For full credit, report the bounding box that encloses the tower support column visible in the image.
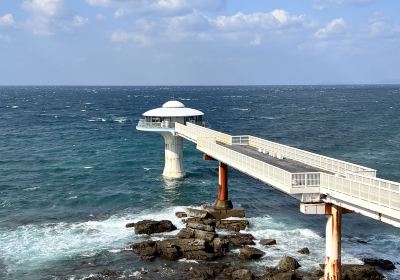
[214,162,233,210]
[162,133,184,179]
[324,204,342,280]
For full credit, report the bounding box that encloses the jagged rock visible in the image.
[260,239,277,246]
[134,220,177,235]
[130,240,158,260]
[186,208,211,218]
[183,217,216,226]
[239,246,265,260]
[212,237,229,254]
[177,228,216,241]
[194,229,217,242]
[177,228,195,239]
[187,263,227,280]
[259,267,302,280]
[216,220,249,232]
[232,269,253,280]
[225,233,255,247]
[363,258,396,270]
[278,256,301,271]
[125,222,135,228]
[342,264,385,280]
[100,269,119,277]
[187,221,215,232]
[297,247,310,255]
[175,211,187,218]
[156,238,217,261]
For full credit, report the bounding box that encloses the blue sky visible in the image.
[0,0,399,85]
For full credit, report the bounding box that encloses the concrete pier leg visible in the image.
[162,133,185,179]
[324,204,342,280]
[214,162,233,210]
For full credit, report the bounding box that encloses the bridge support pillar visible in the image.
[214,162,233,210]
[324,204,342,280]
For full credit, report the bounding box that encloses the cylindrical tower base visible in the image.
[162,133,185,179]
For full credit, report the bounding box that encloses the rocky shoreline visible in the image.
[85,207,396,280]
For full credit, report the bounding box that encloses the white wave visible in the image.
[85,103,93,105]
[11,105,18,109]
[67,196,78,200]
[231,108,249,111]
[113,117,128,123]
[23,186,40,191]
[83,166,93,169]
[87,118,106,122]
[0,206,188,274]
[81,109,86,112]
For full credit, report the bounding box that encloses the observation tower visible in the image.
[136,100,205,179]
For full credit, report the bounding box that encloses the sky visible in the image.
[0,0,399,85]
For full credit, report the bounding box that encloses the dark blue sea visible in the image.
[0,85,399,279]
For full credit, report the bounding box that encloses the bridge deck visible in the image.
[219,143,332,174]
[174,122,400,228]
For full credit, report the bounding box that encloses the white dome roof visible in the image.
[143,100,204,117]
[162,100,185,108]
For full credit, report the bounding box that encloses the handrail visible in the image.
[248,136,376,177]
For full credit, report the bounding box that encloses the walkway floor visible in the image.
[220,143,331,174]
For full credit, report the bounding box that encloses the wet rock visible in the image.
[216,220,249,232]
[225,233,255,247]
[232,268,253,280]
[239,246,265,260]
[187,263,227,280]
[178,228,216,242]
[186,208,211,219]
[194,229,217,242]
[342,264,384,280]
[177,228,195,239]
[125,222,135,228]
[187,221,215,232]
[134,220,177,235]
[212,237,229,254]
[130,240,158,260]
[297,247,310,255]
[260,239,277,246]
[175,211,187,218]
[259,267,302,280]
[362,258,396,270]
[156,238,217,261]
[278,256,301,271]
[183,217,216,226]
[100,269,119,277]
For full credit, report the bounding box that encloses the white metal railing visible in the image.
[232,135,250,145]
[321,173,400,212]
[292,173,321,188]
[248,136,376,177]
[137,119,174,129]
[176,123,232,145]
[197,137,320,193]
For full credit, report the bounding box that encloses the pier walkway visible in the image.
[175,122,400,228]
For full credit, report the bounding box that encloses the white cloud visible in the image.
[87,0,225,17]
[313,0,375,10]
[111,31,150,45]
[0,14,15,26]
[214,10,312,31]
[314,18,346,39]
[22,0,63,17]
[71,16,89,27]
[364,14,400,39]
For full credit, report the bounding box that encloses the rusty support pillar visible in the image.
[324,204,342,280]
[214,162,233,210]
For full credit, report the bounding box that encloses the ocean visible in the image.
[0,85,399,279]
